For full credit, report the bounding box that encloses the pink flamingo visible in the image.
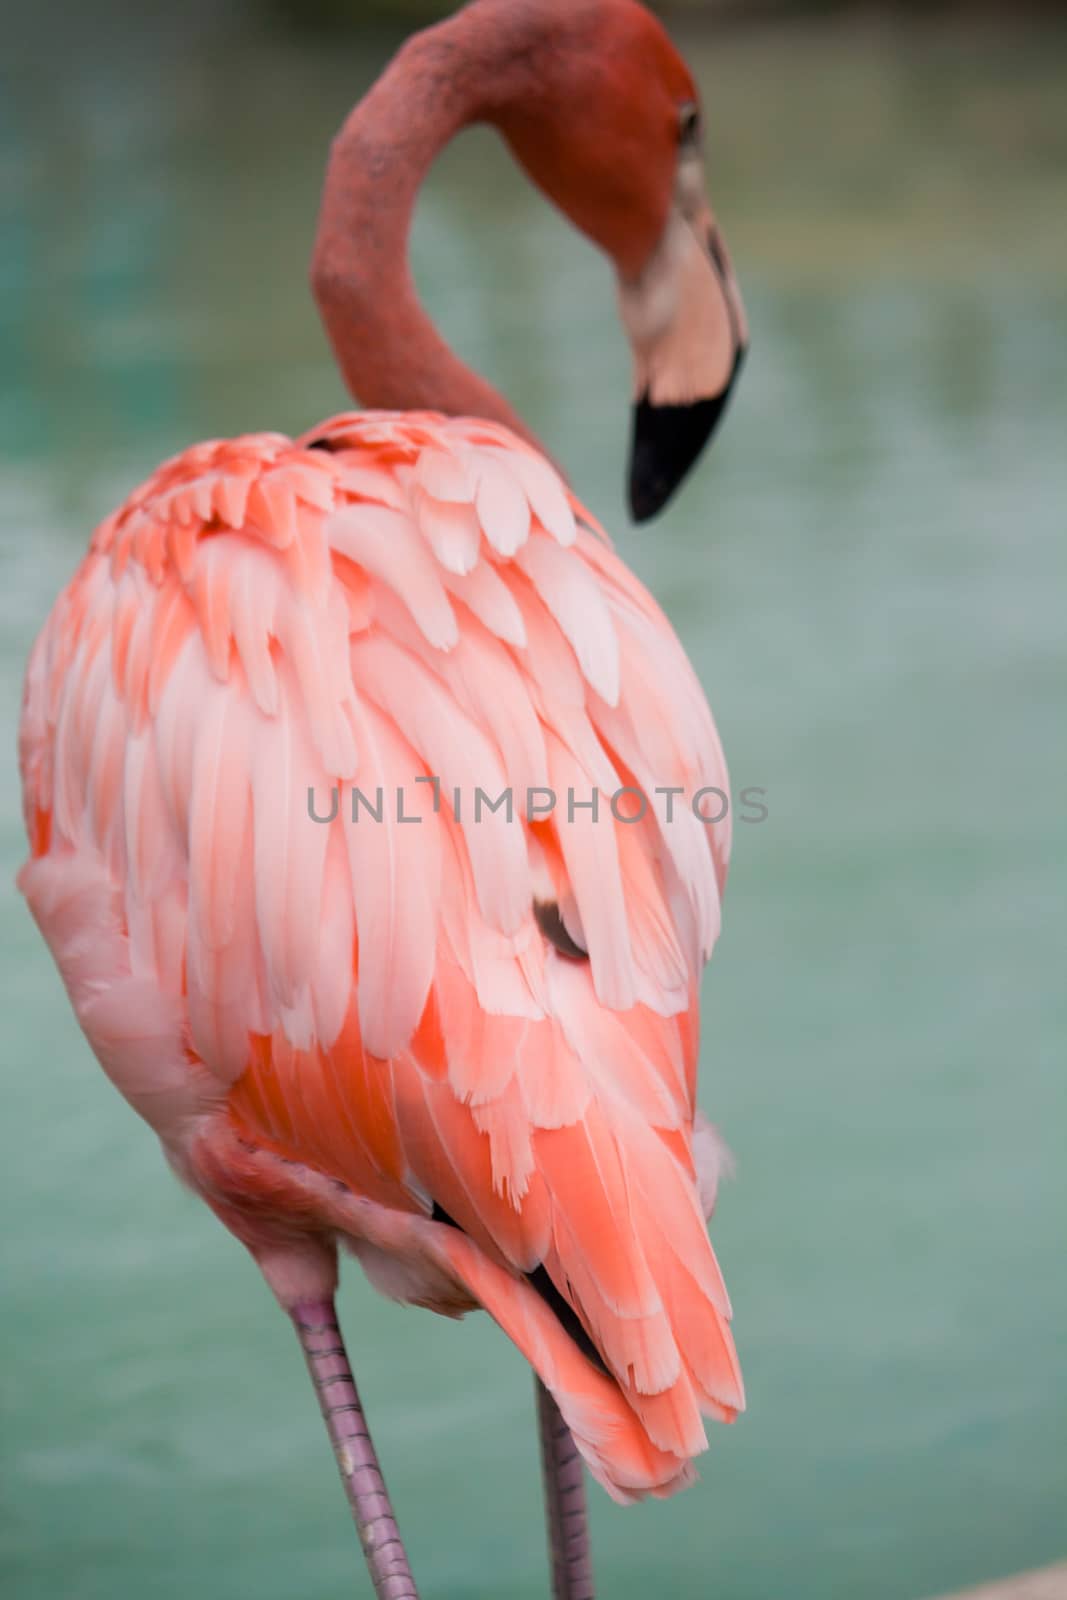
[17,1,748,1594]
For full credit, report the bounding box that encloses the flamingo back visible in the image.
[18,410,741,1499]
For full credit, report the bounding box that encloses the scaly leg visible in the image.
[536,1376,596,1599]
[292,1298,419,1600]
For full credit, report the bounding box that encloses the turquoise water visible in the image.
[2,8,1066,1598]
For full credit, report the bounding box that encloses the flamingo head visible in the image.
[493,0,748,521]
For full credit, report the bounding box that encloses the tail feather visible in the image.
[544,1213,680,1395]
[415,1098,743,1493]
[420,1217,696,1502]
[527,1101,742,1464]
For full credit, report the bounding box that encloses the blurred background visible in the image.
[1,2,1065,1598]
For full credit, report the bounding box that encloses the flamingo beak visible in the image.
[628,342,745,523]
[623,216,748,523]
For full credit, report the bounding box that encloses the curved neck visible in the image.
[310,13,539,446]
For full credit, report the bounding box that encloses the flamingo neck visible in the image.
[310,14,540,445]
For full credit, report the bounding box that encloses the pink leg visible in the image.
[536,1377,596,1599]
[292,1298,419,1600]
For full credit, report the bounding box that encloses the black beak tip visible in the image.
[627,349,746,523]
[628,431,677,524]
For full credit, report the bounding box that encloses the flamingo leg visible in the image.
[535,1377,596,1599]
[292,1298,419,1600]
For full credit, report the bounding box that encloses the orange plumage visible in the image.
[19,2,750,1587]
[19,412,742,1501]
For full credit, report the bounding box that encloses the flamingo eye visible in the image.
[678,102,702,148]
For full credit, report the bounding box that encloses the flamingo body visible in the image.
[19,408,742,1502]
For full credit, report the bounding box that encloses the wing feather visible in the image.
[19,416,739,1498]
